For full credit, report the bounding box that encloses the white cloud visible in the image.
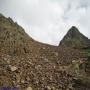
[0,0,90,45]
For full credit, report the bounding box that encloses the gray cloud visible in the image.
[0,0,90,45]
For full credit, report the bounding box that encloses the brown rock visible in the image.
[9,65,18,71]
[26,87,32,90]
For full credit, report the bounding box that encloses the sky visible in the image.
[0,0,90,45]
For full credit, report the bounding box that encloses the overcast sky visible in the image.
[0,0,90,45]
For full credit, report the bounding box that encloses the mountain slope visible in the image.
[0,15,82,64]
[0,14,35,55]
[60,26,90,48]
[0,14,90,90]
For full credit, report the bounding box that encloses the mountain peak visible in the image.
[68,26,79,33]
[60,26,90,48]
[66,26,80,38]
[70,26,78,30]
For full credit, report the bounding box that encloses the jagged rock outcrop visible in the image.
[60,26,90,49]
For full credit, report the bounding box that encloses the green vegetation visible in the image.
[81,49,90,57]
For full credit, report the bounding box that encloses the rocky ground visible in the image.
[0,48,90,90]
[0,14,90,90]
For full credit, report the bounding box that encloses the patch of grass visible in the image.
[74,75,90,88]
[81,49,90,57]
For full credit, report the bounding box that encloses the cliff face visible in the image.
[60,26,90,48]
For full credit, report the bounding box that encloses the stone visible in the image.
[9,65,18,71]
[46,86,51,90]
[26,87,32,90]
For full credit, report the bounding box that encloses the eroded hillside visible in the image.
[0,14,90,90]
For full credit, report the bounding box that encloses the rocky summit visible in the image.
[60,26,90,49]
[0,14,90,90]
